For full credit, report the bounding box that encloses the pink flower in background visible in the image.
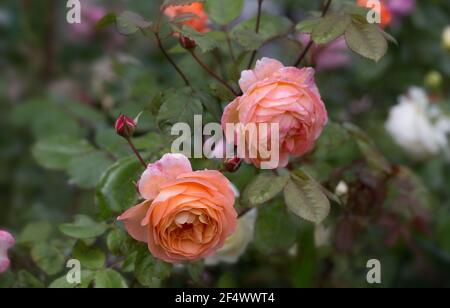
[386,0,416,17]
[0,230,14,274]
[118,154,237,263]
[222,58,328,169]
[68,4,106,40]
[299,34,351,71]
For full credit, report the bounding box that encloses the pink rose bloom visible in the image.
[387,0,416,17]
[118,154,237,263]
[221,58,328,169]
[299,34,351,71]
[0,230,14,274]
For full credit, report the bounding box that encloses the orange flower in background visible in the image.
[118,154,237,263]
[357,0,392,28]
[164,2,209,33]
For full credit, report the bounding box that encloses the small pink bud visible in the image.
[179,35,196,50]
[222,157,243,173]
[115,114,136,138]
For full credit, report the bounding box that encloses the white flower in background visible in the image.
[0,230,15,274]
[385,87,450,159]
[205,209,257,265]
[443,26,450,51]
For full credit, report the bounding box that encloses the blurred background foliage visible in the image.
[0,0,450,288]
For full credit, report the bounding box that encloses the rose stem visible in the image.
[246,0,264,70]
[189,50,240,97]
[294,0,333,67]
[154,32,192,87]
[126,137,147,168]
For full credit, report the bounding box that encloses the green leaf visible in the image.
[345,22,388,62]
[254,200,298,253]
[344,123,392,174]
[296,18,321,33]
[59,215,108,239]
[117,11,152,35]
[311,13,351,45]
[95,269,128,288]
[229,28,264,51]
[31,242,65,275]
[67,151,113,189]
[205,0,243,25]
[96,13,117,29]
[73,241,106,270]
[231,13,293,49]
[157,88,203,134]
[95,156,143,215]
[18,221,52,244]
[283,171,330,224]
[48,270,95,288]
[32,137,94,170]
[107,229,128,255]
[134,248,172,287]
[59,100,107,126]
[243,173,289,207]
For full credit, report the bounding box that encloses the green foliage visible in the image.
[59,215,108,239]
[254,201,299,254]
[242,172,289,207]
[284,171,331,224]
[95,156,144,216]
[2,0,450,289]
[134,247,172,287]
[73,241,106,270]
[117,11,152,35]
[345,22,388,62]
[32,137,94,170]
[95,269,128,288]
[157,87,204,133]
[205,0,244,26]
[231,13,293,50]
[31,242,65,275]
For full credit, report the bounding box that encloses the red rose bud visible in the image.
[222,157,242,173]
[179,35,196,50]
[115,114,136,138]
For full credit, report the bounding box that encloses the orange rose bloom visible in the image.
[357,0,392,28]
[118,154,237,263]
[164,2,209,33]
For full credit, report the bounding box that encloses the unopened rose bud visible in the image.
[115,114,136,139]
[222,157,242,173]
[425,71,443,89]
[179,35,196,50]
[443,26,450,51]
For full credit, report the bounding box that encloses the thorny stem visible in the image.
[190,50,240,97]
[247,0,264,70]
[294,0,333,67]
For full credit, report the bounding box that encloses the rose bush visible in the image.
[1,0,450,289]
